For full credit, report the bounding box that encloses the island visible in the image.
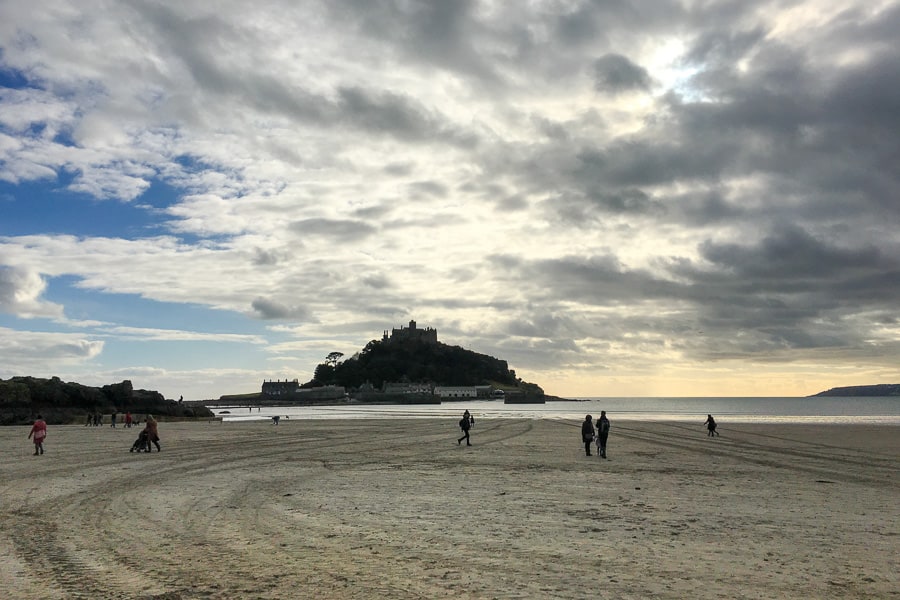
[211,320,559,408]
[809,383,900,397]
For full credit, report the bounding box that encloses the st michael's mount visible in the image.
[213,320,559,407]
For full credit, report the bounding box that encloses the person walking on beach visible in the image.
[143,415,161,452]
[581,415,595,456]
[596,411,610,458]
[457,412,472,446]
[125,412,133,428]
[28,415,47,455]
[111,412,117,428]
[705,414,719,437]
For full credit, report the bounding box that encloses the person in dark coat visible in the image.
[457,412,472,446]
[705,414,719,437]
[581,415,594,456]
[596,411,610,458]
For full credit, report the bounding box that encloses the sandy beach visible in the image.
[0,418,897,599]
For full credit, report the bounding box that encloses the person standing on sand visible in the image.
[596,411,610,458]
[581,415,594,456]
[28,415,47,455]
[705,414,719,437]
[125,412,132,428]
[111,412,117,428]
[144,415,161,452]
[457,412,472,446]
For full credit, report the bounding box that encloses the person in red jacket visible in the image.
[28,415,47,455]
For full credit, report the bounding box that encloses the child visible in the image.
[28,415,47,455]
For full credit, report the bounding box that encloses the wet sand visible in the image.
[1,419,897,599]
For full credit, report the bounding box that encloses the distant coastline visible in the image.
[810,383,900,397]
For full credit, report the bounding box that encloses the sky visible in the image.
[1,0,899,400]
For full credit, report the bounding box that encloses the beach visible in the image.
[1,419,897,599]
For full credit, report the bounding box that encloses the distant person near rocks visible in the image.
[125,412,133,428]
[111,412,117,428]
[28,415,47,456]
[705,414,719,437]
[457,412,472,446]
[596,411,610,458]
[581,415,595,456]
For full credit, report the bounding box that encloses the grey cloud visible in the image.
[361,274,390,289]
[408,180,448,199]
[698,224,896,282]
[251,248,280,266]
[383,162,414,176]
[328,0,500,84]
[289,218,377,242]
[250,297,310,320]
[132,3,479,148]
[592,53,651,93]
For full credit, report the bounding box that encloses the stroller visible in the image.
[130,429,150,453]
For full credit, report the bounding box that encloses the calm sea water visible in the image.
[211,396,900,425]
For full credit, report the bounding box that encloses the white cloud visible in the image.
[0,266,65,319]
[0,326,103,374]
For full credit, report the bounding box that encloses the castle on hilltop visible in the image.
[383,320,438,344]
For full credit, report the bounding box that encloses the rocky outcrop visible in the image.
[0,376,213,425]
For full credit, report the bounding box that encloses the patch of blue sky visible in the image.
[0,65,30,89]
[0,175,179,239]
[44,275,264,335]
[95,337,270,373]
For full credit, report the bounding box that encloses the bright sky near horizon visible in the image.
[1,1,899,400]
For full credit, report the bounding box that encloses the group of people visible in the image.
[27,413,161,455]
[581,411,611,458]
[458,409,719,457]
[85,412,137,427]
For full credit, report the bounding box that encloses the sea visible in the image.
[210,396,900,425]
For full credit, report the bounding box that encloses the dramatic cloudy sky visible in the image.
[1,0,899,400]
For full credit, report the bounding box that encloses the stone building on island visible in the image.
[383,320,438,344]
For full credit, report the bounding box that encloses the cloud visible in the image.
[103,326,267,344]
[288,219,377,242]
[250,297,311,321]
[0,266,65,319]
[0,326,103,373]
[592,53,651,93]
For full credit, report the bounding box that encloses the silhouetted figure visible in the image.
[581,415,594,456]
[457,412,472,446]
[596,411,610,458]
[705,414,719,437]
